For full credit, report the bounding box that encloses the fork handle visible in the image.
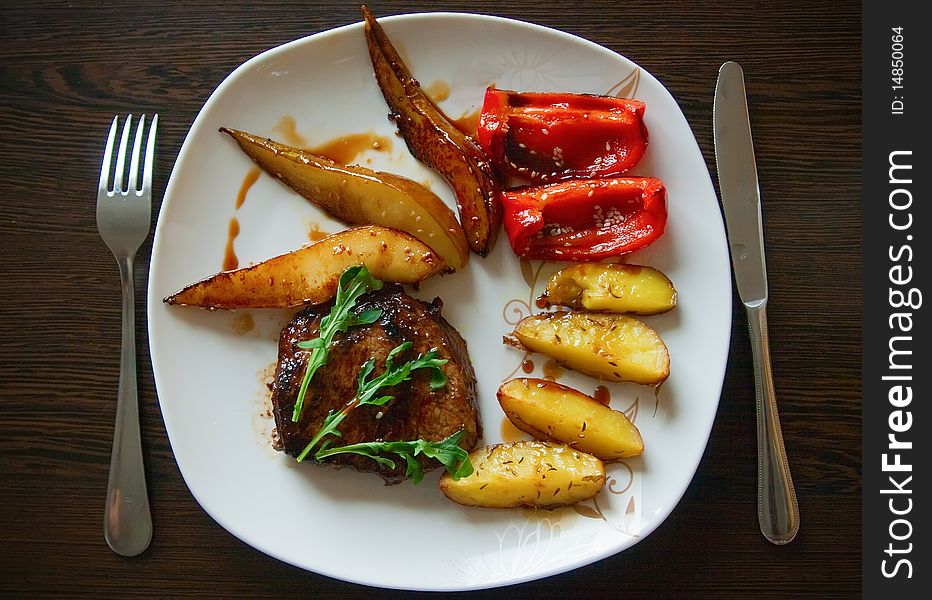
[104,254,152,556]
[747,303,799,544]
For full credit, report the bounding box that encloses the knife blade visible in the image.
[713,61,799,545]
[713,61,767,306]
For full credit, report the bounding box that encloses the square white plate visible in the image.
[148,12,731,591]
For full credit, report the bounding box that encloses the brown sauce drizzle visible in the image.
[452,108,481,139]
[224,121,397,273]
[500,417,527,443]
[273,116,394,165]
[236,167,261,209]
[594,386,611,406]
[521,359,535,374]
[223,217,240,270]
[273,115,308,148]
[309,132,393,164]
[535,295,549,309]
[232,313,255,335]
[307,223,329,242]
[424,80,451,103]
[542,359,564,381]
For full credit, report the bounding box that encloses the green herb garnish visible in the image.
[292,265,383,423]
[295,341,448,462]
[315,429,474,484]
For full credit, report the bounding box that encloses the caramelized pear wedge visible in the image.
[362,5,501,256]
[164,226,447,309]
[221,128,469,270]
[542,263,677,315]
[439,441,605,508]
[498,378,644,460]
[509,311,670,385]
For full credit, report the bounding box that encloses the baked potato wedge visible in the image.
[509,312,669,385]
[498,378,643,460]
[164,226,446,309]
[221,128,469,270]
[542,263,676,315]
[362,5,501,256]
[440,441,605,508]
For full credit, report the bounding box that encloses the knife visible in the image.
[713,61,799,544]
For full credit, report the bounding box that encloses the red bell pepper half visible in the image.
[477,88,649,182]
[500,177,667,261]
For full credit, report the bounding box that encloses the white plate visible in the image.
[148,12,731,591]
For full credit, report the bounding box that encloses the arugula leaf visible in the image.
[291,265,383,423]
[295,341,449,462]
[314,430,474,484]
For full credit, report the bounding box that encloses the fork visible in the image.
[97,114,158,556]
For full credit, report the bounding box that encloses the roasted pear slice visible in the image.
[164,226,447,309]
[220,128,469,270]
[362,5,501,256]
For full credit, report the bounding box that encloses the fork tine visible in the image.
[142,114,159,194]
[127,115,146,193]
[112,115,133,194]
[98,116,119,195]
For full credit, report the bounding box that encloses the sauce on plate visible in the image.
[236,167,261,209]
[310,132,393,164]
[425,80,451,103]
[223,217,240,270]
[307,223,329,242]
[273,115,308,147]
[593,385,611,406]
[452,108,481,139]
[500,417,528,443]
[543,359,563,381]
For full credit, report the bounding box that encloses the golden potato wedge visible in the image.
[543,263,676,315]
[164,226,446,309]
[498,378,643,460]
[363,6,501,256]
[510,312,669,385]
[221,128,469,270]
[440,441,605,508]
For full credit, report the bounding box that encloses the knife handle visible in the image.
[746,303,799,544]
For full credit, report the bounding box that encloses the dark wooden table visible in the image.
[0,1,860,597]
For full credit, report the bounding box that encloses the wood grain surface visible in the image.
[0,0,860,597]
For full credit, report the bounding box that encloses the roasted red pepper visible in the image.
[477,88,649,182]
[500,177,666,261]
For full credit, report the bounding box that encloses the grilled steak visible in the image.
[271,285,481,483]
